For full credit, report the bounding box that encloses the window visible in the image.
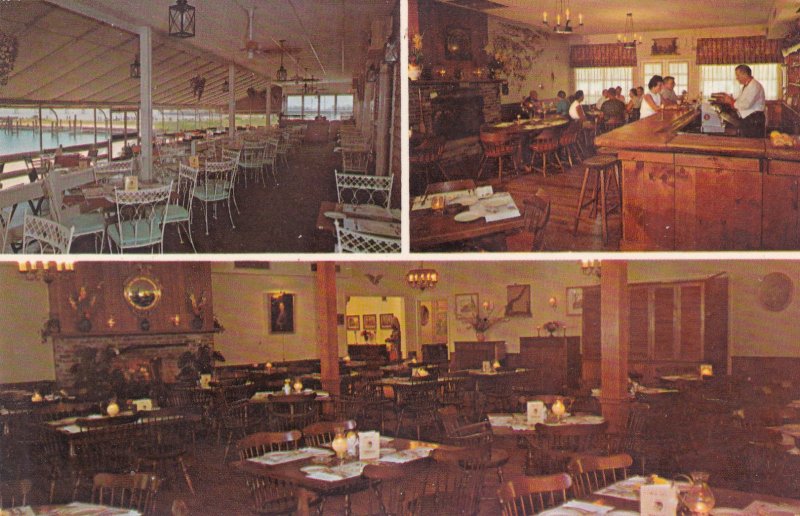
[643,62,662,82]
[699,63,781,100]
[285,94,355,120]
[667,62,689,96]
[574,67,633,105]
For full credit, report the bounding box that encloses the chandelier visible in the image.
[18,260,75,283]
[168,0,196,39]
[618,13,642,49]
[0,31,18,86]
[581,259,601,277]
[542,1,583,34]
[406,265,438,291]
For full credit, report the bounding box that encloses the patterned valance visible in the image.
[696,36,783,65]
[569,44,637,68]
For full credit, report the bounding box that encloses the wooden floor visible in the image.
[411,153,623,252]
[70,142,341,254]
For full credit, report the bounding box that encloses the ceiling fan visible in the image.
[239,8,300,59]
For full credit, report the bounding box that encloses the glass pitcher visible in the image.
[677,471,715,515]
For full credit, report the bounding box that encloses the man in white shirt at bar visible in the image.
[721,64,766,138]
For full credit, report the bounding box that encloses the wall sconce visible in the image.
[581,259,601,277]
[171,314,181,327]
[548,296,558,309]
[106,316,116,329]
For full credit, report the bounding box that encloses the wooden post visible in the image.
[316,262,340,396]
[599,260,630,432]
[265,79,272,127]
[228,64,236,138]
[374,64,391,177]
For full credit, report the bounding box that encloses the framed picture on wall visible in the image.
[268,292,295,333]
[380,313,395,329]
[363,314,377,330]
[566,287,584,316]
[346,315,360,330]
[445,26,472,60]
[505,284,531,316]
[455,293,479,320]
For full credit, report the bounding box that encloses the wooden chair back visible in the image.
[363,461,426,515]
[408,447,486,516]
[520,194,551,251]
[410,137,445,165]
[568,453,632,497]
[530,128,562,153]
[0,479,33,508]
[497,473,572,516]
[92,473,160,516]
[528,421,609,474]
[559,120,581,146]
[424,179,476,195]
[480,130,517,158]
[236,430,302,460]
[301,420,357,447]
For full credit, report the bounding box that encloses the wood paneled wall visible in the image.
[47,262,214,337]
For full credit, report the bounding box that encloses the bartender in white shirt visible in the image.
[720,64,766,138]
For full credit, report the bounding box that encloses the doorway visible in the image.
[345,296,406,360]
[415,298,448,361]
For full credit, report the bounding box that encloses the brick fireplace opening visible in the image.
[52,333,214,388]
[431,90,484,140]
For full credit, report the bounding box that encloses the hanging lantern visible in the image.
[168,0,196,39]
[130,54,141,79]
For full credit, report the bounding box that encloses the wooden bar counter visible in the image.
[595,107,800,250]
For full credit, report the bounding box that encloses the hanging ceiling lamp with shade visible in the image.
[406,265,439,291]
[618,13,642,49]
[168,0,196,39]
[129,54,140,79]
[542,0,583,34]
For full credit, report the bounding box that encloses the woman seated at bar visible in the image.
[569,90,587,121]
[640,75,665,119]
[626,88,642,120]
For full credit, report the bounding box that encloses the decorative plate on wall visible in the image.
[758,272,794,312]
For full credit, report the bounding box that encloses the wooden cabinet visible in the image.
[763,160,800,250]
[453,341,505,370]
[518,336,581,392]
[674,154,762,250]
[581,275,728,384]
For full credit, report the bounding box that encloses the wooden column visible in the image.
[375,64,391,177]
[316,262,340,395]
[228,64,236,138]
[138,26,153,181]
[599,260,630,432]
[265,79,272,127]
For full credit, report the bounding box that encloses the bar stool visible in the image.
[573,154,621,244]
[478,129,519,181]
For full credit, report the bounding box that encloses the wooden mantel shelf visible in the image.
[410,79,503,87]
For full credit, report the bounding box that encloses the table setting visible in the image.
[0,502,140,516]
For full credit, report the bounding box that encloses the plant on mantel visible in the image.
[176,343,225,384]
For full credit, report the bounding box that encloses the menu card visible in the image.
[132,398,152,411]
[527,401,545,425]
[124,176,138,191]
[189,155,200,168]
[359,431,380,461]
[640,484,678,516]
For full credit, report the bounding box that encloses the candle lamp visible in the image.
[293,378,303,393]
[331,430,348,462]
[551,398,566,420]
[106,400,120,417]
[431,195,445,212]
[491,359,501,370]
[699,364,713,378]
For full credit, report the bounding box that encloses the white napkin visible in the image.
[562,500,614,514]
[306,471,345,482]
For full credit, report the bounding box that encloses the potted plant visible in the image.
[69,346,127,402]
[177,343,225,386]
[464,301,507,341]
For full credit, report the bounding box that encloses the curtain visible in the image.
[696,36,783,65]
[570,44,637,68]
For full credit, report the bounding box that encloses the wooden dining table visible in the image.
[233,437,457,516]
[316,201,401,239]
[487,413,606,437]
[410,189,526,251]
[481,116,571,169]
[5,502,142,515]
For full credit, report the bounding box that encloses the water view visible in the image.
[0,129,105,156]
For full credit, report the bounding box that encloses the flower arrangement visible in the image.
[409,33,424,65]
[541,320,565,335]
[464,301,508,336]
[360,329,375,342]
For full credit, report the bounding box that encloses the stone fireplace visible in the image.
[431,90,484,140]
[52,333,214,388]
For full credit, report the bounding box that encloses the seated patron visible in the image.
[521,89,540,117]
[556,90,570,116]
[661,76,679,105]
[570,90,587,121]
[595,89,610,109]
[601,93,627,127]
[627,88,642,120]
[640,75,665,119]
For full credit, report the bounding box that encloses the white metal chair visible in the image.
[22,213,74,254]
[93,158,137,184]
[237,142,267,187]
[193,159,237,236]
[221,149,242,214]
[334,171,393,209]
[334,220,400,253]
[341,146,371,175]
[45,168,107,253]
[275,132,291,172]
[0,182,48,253]
[263,138,279,185]
[107,182,172,254]
[158,164,198,253]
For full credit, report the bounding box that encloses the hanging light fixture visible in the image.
[18,260,75,283]
[222,79,229,93]
[406,264,439,291]
[618,13,642,49]
[542,0,583,34]
[276,40,288,82]
[129,54,141,79]
[168,0,196,39]
[581,259,601,277]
